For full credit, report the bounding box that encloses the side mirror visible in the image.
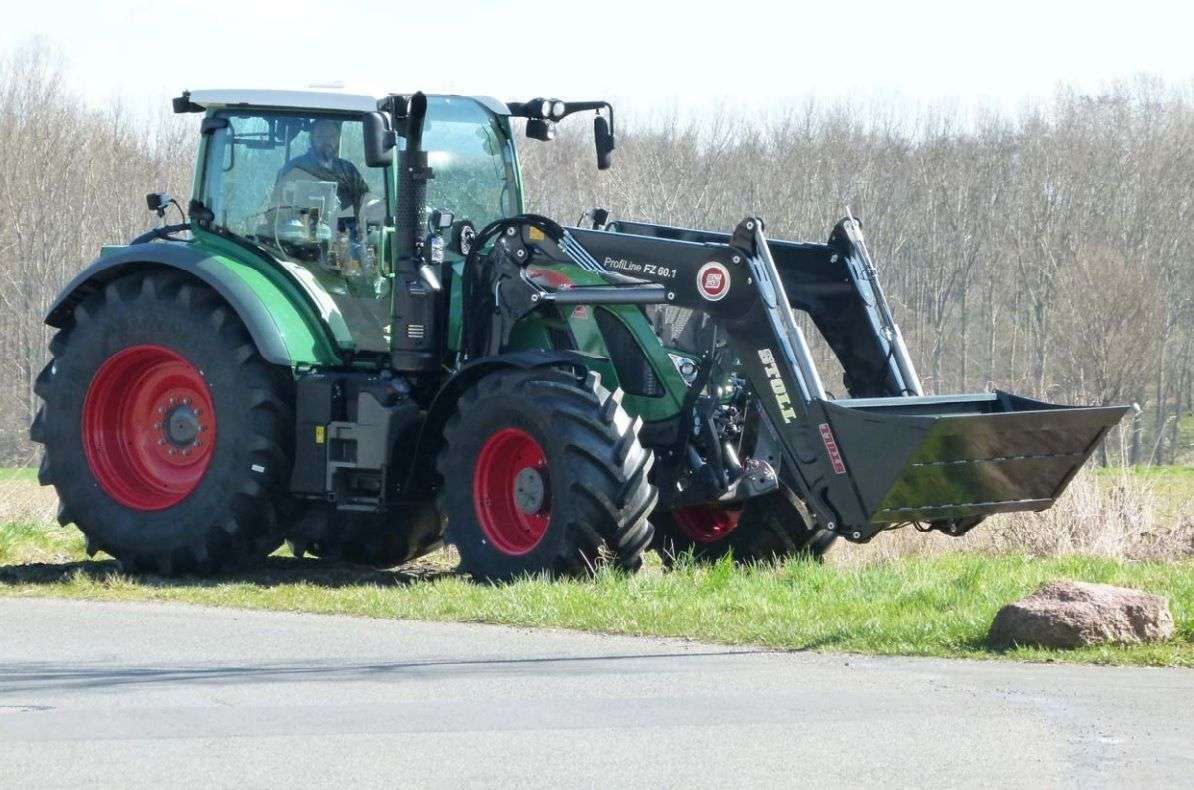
[594,115,614,170]
[364,111,396,167]
[526,118,556,142]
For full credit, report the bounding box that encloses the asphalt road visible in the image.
[0,598,1190,788]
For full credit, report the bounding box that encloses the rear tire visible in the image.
[31,271,293,575]
[437,368,656,582]
[653,485,835,565]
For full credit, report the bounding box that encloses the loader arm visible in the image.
[607,217,922,399]
[518,217,1129,542]
[558,217,876,536]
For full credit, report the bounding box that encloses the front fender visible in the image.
[403,350,605,495]
[46,241,344,367]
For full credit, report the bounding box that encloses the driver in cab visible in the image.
[275,118,369,213]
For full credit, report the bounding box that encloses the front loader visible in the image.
[31,88,1127,580]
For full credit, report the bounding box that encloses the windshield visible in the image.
[421,96,519,235]
[200,109,392,352]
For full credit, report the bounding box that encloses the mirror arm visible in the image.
[505,97,616,167]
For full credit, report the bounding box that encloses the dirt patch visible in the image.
[0,555,455,589]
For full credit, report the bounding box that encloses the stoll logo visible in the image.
[696,261,730,301]
[757,348,797,423]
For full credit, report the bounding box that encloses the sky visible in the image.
[2,0,1193,119]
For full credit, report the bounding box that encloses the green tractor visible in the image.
[31,89,1127,579]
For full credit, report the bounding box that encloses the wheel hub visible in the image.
[472,427,551,555]
[165,404,202,447]
[82,345,217,511]
[513,467,546,514]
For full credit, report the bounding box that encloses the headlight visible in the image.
[551,100,566,118]
[539,99,552,118]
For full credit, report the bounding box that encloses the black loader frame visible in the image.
[459,211,1128,544]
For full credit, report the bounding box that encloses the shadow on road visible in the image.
[0,555,454,589]
[0,647,764,694]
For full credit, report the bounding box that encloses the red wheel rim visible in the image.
[672,505,742,544]
[472,427,550,555]
[82,345,217,511]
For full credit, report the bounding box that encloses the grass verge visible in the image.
[0,467,38,483]
[1,521,1190,667]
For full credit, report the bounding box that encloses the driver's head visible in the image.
[309,119,342,164]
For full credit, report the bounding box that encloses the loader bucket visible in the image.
[818,392,1130,525]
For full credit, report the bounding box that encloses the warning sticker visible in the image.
[818,423,847,475]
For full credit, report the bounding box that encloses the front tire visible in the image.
[437,368,656,582]
[31,271,293,575]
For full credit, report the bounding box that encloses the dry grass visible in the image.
[998,467,1192,561]
[0,468,56,523]
[828,466,1192,566]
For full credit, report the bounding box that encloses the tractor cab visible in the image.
[183,90,522,355]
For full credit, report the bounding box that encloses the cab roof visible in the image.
[180,89,508,116]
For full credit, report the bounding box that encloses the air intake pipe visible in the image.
[389,92,441,372]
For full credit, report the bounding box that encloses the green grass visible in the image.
[0,467,38,483]
[0,519,86,564]
[0,521,1190,667]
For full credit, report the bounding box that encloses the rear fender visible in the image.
[46,242,343,367]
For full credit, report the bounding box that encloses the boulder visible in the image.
[988,580,1174,649]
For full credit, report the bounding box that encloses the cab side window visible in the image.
[200,110,392,353]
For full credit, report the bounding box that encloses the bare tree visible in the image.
[1,39,1190,465]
